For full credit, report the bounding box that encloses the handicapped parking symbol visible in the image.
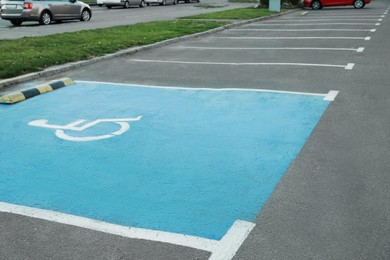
[28,116,142,142]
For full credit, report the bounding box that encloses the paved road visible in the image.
[0,0,253,39]
[1,0,390,259]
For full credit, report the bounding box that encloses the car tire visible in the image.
[10,19,23,26]
[39,11,52,25]
[311,0,321,9]
[173,0,177,4]
[123,1,130,8]
[80,9,91,21]
[139,0,146,7]
[160,0,166,5]
[353,0,364,8]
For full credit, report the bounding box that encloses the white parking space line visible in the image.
[174,46,365,53]
[303,15,385,18]
[266,19,382,22]
[131,59,355,70]
[0,202,255,260]
[246,23,381,26]
[231,28,377,32]
[212,36,371,40]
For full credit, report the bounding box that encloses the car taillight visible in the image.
[23,2,33,9]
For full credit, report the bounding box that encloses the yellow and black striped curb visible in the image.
[0,78,75,104]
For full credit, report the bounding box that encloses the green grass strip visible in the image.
[0,20,226,79]
[180,7,277,20]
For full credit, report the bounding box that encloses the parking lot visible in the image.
[1,1,390,259]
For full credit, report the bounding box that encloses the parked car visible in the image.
[177,0,199,3]
[304,0,370,9]
[145,0,176,6]
[102,0,146,9]
[0,0,91,26]
[97,0,104,6]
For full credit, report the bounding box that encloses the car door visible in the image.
[45,0,68,20]
[65,0,81,19]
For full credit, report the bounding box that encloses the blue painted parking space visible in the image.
[0,82,331,240]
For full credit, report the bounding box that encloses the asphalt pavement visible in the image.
[1,1,390,259]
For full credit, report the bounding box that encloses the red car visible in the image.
[304,0,370,9]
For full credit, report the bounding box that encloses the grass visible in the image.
[180,7,277,20]
[0,20,226,79]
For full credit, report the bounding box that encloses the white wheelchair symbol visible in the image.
[28,116,142,142]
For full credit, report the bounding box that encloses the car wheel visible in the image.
[139,0,146,7]
[311,0,321,9]
[80,9,91,21]
[160,0,166,5]
[10,19,22,26]
[39,11,52,25]
[173,0,177,4]
[123,1,130,8]
[353,0,364,8]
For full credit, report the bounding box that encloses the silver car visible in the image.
[0,0,91,26]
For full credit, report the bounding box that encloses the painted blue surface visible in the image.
[0,83,330,240]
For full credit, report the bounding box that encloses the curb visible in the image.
[0,78,75,104]
[0,9,298,89]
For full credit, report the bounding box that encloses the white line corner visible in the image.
[365,37,371,41]
[370,29,377,32]
[324,90,339,101]
[356,47,365,53]
[209,220,256,260]
[345,63,355,70]
[376,23,381,26]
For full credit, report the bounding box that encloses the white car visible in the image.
[103,0,146,8]
[97,0,104,6]
[145,0,176,5]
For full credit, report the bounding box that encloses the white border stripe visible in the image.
[247,23,379,26]
[212,36,369,40]
[131,59,354,70]
[268,18,381,21]
[345,63,355,70]
[0,202,218,252]
[209,221,255,260]
[75,81,338,102]
[357,47,365,52]
[174,46,361,52]
[230,28,377,32]
[0,202,255,259]
[324,90,339,101]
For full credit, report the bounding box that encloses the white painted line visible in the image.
[131,59,353,70]
[0,202,255,259]
[209,221,255,260]
[376,23,381,26]
[294,15,384,18]
[247,23,379,26]
[324,90,340,101]
[378,18,383,21]
[345,63,355,70]
[76,80,337,100]
[370,29,377,32]
[174,46,364,52]
[267,18,381,21]
[356,47,365,52]
[231,28,376,32]
[0,202,218,252]
[365,37,371,40]
[212,36,370,40]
